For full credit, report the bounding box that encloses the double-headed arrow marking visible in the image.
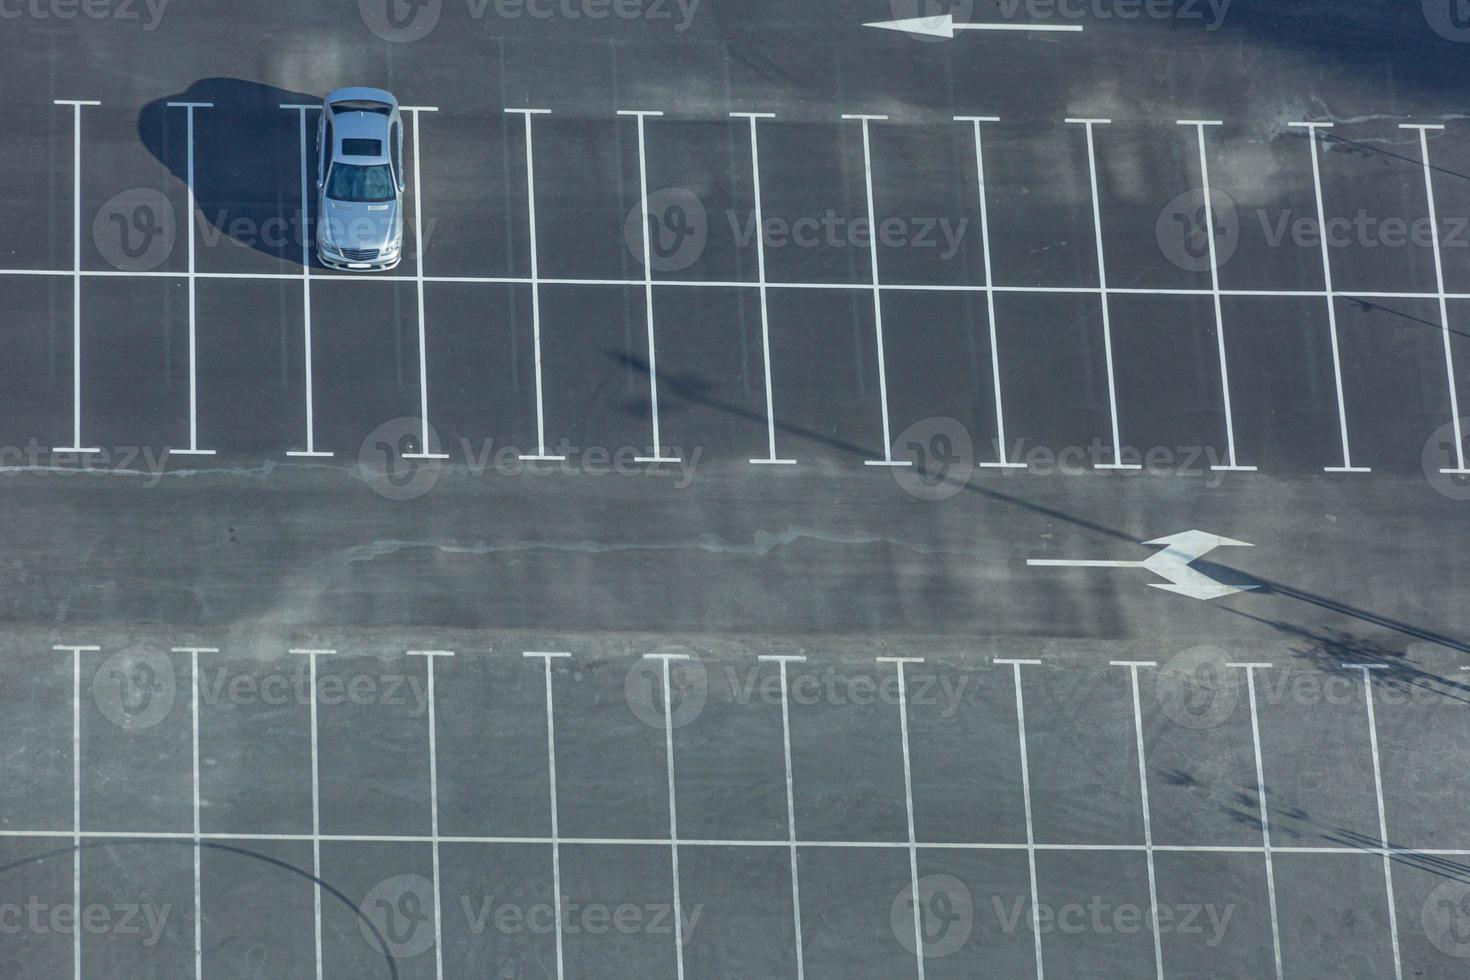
[865,13,1084,37]
[1028,530,1257,601]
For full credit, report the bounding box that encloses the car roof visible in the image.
[329,110,394,164]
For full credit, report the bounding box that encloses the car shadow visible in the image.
[139,78,322,269]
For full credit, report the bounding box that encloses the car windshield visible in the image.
[325,162,394,203]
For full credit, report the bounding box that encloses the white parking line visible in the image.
[53,101,101,456]
[1343,664,1402,980]
[733,113,797,466]
[758,654,808,979]
[644,650,691,980]
[1069,119,1139,470]
[407,650,453,980]
[507,110,566,463]
[620,111,679,465]
[280,104,333,459]
[957,116,1025,470]
[52,643,98,980]
[287,646,337,980]
[402,108,449,462]
[1227,662,1282,980]
[878,656,926,979]
[994,658,1044,980]
[171,645,218,980]
[1112,660,1163,980]
[524,651,572,979]
[1402,124,1469,475]
[1290,122,1370,474]
[843,115,911,468]
[166,103,217,457]
[1179,120,1255,473]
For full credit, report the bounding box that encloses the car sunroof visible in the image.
[340,138,382,157]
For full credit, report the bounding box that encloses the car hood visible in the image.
[320,198,400,250]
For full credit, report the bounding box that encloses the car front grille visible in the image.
[339,247,380,261]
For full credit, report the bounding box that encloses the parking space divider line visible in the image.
[956,116,1025,470]
[1402,124,1469,475]
[1116,661,1164,979]
[877,656,926,979]
[281,104,332,459]
[1290,122,1370,474]
[845,116,911,468]
[507,111,565,463]
[1227,662,1283,979]
[404,109,449,463]
[620,111,678,465]
[1179,120,1254,472]
[52,102,101,457]
[644,651,688,980]
[408,650,453,980]
[733,113,797,466]
[996,658,1045,979]
[286,646,333,980]
[524,651,570,979]
[172,646,218,980]
[758,653,807,978]
[52,643,96,980]
[166,103,217,458]
[1070,119,1139,471]
[1343,664,1402,980]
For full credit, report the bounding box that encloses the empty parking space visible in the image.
[1033,849,1157,980]
[1154,850,1275,980]
[200,839,317,978]
[316,654,432,838]
[1022,665,1144,846]
[1254,666,1382,850]
[1273,852,1396,979]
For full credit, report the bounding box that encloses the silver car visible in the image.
[315,87,405,271]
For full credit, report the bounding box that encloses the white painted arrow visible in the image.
[1028,530,1258,601]
[864,14,1084,37]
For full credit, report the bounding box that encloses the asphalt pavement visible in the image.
[0,1,1468,977]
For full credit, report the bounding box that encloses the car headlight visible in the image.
[380,239,400,256]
